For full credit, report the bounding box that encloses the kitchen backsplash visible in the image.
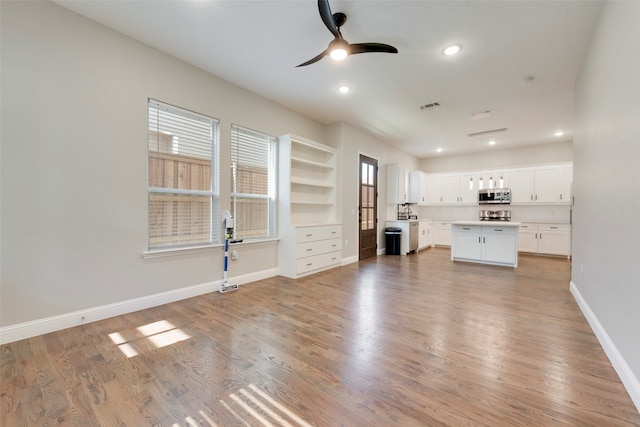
[418,205,571,223]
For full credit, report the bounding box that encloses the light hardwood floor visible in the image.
[1,248,639,426]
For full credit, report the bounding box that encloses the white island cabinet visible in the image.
[451,221,521,267]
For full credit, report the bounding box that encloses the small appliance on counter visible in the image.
[478,188,511,204]
[479,209,511,221]
[397,204,418,220]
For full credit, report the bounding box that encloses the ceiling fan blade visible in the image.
[318,0,339,37]
[349,43,399,55]
[296,50,328,67]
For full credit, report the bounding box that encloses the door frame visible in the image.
[358,152,379,260]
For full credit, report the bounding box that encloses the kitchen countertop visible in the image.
[451,220,521,227]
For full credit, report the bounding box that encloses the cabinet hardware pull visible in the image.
[531,195,533,200]
[306,248,313,252]
[550,226,558,229]
[306,263,313,267]
[332,244,337,247]
[535,233,538,239]
[331,257,337,260]
[332,231,337,234]
[463,227,471,230]
[494,229,503,232]
[478,236,481,244]
[483,237,486,243]
[306,234,313,237]
[560,194,563,200]
[540,234,542,239]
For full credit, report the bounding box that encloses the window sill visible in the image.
[142,238,279,259]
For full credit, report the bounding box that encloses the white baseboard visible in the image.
[377,248,386,255]
[0,268,278,345]
[341,255,359,266]
[570,281,640,412]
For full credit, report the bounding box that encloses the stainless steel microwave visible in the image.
[478,188,511,204]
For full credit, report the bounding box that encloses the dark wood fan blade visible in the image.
[349,43,398,55]
[296,50,328,67]
[318,0,339,37]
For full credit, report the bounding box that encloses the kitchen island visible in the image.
[450,221,521,267]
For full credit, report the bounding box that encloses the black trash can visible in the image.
[385,227,402,255]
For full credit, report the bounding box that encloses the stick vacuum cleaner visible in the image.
[219,210,239,293]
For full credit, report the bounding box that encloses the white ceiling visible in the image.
[54,0,602,158]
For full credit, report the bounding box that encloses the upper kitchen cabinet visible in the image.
[426,173,475,205]
[409,171,428,205]
[387,164,408,204]
[510,163,572,205]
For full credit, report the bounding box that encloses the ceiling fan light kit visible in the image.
[296,0,398,67]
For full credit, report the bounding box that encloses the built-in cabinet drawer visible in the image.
[295,224,341,243]
[295,238,341,258]
[296,251,342,275]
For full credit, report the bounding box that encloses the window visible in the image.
[147,99,219,249]
[230,125,277,240]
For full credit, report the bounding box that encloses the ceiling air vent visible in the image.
[468,128,507,137]
[470,110,491,120]
[420,102,440,111]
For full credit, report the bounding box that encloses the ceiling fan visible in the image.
[296,0,398,67]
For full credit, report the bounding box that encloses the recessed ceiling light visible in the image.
[554,130,564,137]
[436,148,443,153]
[488,140,497,145]
[443,44,462,56]
[337,85,350,94]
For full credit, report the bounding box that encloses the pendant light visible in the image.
[469,177,473,190]
[479,177,484,190]
[489,176,494,189]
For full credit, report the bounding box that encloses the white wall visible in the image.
[0,1,325,328]
[419,141,573,173]
[572,1,640,408]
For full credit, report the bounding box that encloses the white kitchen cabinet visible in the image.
[510,164,573,205]
[538,224,572,256]
[451,225,483,259]
[458,173,478,204]
[426,173,475,205]
[387,164,408,204]
[510,167,536,204]
[418,220,433,250]
[482,227,518,265]
[434,221,452,246]
[426,174,444,204]
[518,223,571,257]
[278,134,342,278]
[517,223,539,253]
[451,222,519,267]
[557,164,573,204]
[409,171,428,205]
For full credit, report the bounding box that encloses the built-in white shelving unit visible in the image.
[278,134,341,278]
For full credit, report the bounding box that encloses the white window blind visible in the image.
[230,125,277,240]
[148,99,220,249]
